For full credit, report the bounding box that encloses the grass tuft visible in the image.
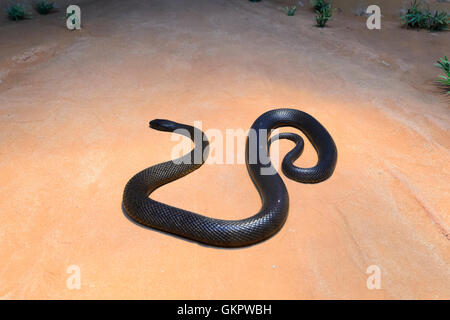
[427,10,448,31]
[7,2,29,21]
[401,0,448,31]
[435,56,450,94]
[314,0,332,27]
[35,0,55,15]
[313,0,329,12]
[285,5,297,16]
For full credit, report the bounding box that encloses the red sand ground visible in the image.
[0,0,449,299]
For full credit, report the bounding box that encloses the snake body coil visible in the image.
[123,108,337,247]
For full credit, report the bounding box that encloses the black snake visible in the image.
[123,108,337,247]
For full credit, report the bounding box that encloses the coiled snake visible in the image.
[123,108,337,247]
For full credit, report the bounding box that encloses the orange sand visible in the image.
[0,0,449,299]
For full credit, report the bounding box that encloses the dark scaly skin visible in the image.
[123,108,337,247]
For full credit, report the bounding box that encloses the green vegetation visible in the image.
[401,1,448,31]
[285,5,296,16]
[314,0,332,27]
[401,0,427,28]
[7,2,28,21]
[35,0,55,15]
[435,56,450,94]
[427,10,448,31]
[313,0,330,12]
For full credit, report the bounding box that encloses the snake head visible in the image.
[149,119,179,132]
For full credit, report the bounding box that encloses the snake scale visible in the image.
[123,108,337,247]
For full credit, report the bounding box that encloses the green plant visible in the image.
[315,2,332,27]
[35,0,55,15]
[401,1,448,31]
[313,0,330,12]
[435,56,450,94]
[427,10,448,31]
[401,0,427,28]
[285,5,296,16]
[7,2,28,21]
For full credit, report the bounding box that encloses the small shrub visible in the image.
[401,0,427,28]
[7,2,28,21]
[401,1,448,31]
[313,0,330,12]
[285,5,297,16]
[315,2,332,27]
[427,10,448,31]
[435,56,450,94]
[35,0,55,15]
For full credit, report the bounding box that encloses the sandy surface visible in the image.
[0,0,449,299]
